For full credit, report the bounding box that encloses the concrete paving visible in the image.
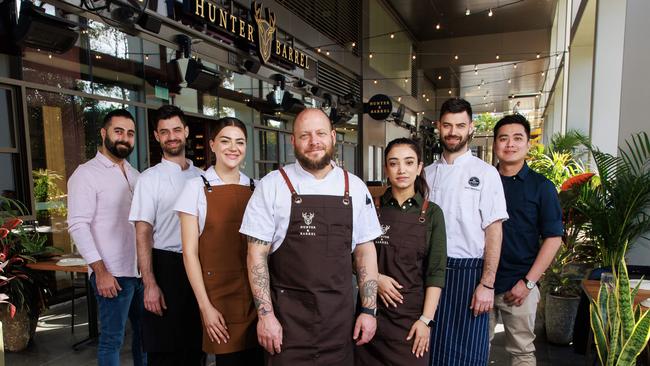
[5,297,588,365]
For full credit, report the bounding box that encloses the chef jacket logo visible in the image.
[253,2,276,64]
[375,224,390,245]
[468,177,480,187]
[299,212,316,236]
[302,212,315,225]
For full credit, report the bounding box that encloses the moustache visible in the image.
[165,140,182,145]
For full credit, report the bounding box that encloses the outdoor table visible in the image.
[26,259,98,350]
[581,279,650,365]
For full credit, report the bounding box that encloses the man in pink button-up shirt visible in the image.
[67,109,145,366]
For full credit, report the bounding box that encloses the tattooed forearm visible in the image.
[360,280,378,309]
[247,235,271,246]
[251,261,273,315]
[354,242,379,310]
[247,242,274,316]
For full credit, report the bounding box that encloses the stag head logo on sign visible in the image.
[253,2,276,64]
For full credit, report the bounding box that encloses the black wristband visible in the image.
[480,282,494,290]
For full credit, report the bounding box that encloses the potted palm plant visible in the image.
[0,197,57,351]
[578,131,650,269]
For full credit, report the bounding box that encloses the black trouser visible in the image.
[143,249,204,364]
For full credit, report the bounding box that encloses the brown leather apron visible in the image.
[265,167,355,366]
[199,176,258,354]
[355,197,430,366]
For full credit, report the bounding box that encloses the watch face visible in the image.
[526,281,535,289]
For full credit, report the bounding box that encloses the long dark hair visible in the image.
[384,138,429,199]
[210,117,248,140]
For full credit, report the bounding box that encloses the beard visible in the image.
[295,144,335,171]
[161,139,185,156]
[440,133,470,153]
[104,136,133,159]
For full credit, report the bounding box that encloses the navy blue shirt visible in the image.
[495,163,564,294]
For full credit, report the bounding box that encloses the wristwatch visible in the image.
[522,277,536,290]
[360,306,377,317]
[419,315,434,328]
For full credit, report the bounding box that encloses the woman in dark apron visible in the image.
[356,137,447,366]
[177,117,263,365]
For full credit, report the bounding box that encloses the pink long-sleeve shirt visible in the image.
[67,151,140,277]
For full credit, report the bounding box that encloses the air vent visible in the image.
[317,62,361,101]
[275,0,360,56]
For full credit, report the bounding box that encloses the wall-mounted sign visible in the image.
[365,94,393,121]
[181,0,311,70]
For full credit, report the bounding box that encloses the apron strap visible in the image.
[279,167,302,204]
[373,196,381,217]
[201,175,212,192]
[418,199,430,223]
[342,170,350,205]
[249,178,255,192]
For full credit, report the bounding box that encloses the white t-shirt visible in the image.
[173,166,254,235]
[128,159,203,253]
[424,150,508,258]
[239,162,382,253]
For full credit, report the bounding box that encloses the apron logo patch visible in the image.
[468,177,480,187]
[299,212,316,236]
[375,224,390,245]
[302,212,315,225]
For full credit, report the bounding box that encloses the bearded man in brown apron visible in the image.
[240,108,383,365]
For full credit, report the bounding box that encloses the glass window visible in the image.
[256,130,278,162]
[279,133,295,164]
[27,89,145,252]
[343,144,356,173]
[0,153,20,201]
[0,88,16,149]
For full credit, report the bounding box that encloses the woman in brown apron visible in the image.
[355,137,447,366]
[177,117,262,365]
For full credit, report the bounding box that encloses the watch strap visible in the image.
[360,306,377,317]
[419,315,434,327]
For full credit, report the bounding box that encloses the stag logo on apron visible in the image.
[299,212,316,236]
[375,224,391,245]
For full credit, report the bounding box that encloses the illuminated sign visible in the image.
[184,0,311,69]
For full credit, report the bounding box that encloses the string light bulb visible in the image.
[398,97,402,102]
[465,8,470,15]
[145,54,149,60]
[508,78,511,83]
[495,54,500,60]
[536,53,541,59]
[426,98,430,102]
[438,75,442,80]
[488,8,493,17]
[369,53,373,59]
[390,33,395,39]
[352,42,356,47]
[326,51,330,56]
[317,48,321,53]
[373,80,378,84]
[513,63,517,69]
[454,55,459,60]
[422,93,426,98]
[436,23,441,30]
[448,89,452,94]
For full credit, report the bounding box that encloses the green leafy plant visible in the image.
[32,169,67,219]
[0,197,58,316]
[578,132,650,268]
[473,112,499,133]
[589,256,650,365]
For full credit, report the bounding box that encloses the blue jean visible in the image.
[90,273,147,366]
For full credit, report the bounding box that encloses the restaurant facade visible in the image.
[0,0,364,254]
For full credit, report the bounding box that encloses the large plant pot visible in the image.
[545,293,581,345]
[0,305,32,352]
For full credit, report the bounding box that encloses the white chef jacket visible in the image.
[173,166,254,235]
[128,158,203,253]
[240,162,382,253]
[424,150,508,258]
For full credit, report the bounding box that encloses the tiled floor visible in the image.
[5,297,587,365]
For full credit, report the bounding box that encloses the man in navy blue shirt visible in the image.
[489,114,563,365]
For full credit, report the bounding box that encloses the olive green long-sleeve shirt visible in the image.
[380,189,447,288]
